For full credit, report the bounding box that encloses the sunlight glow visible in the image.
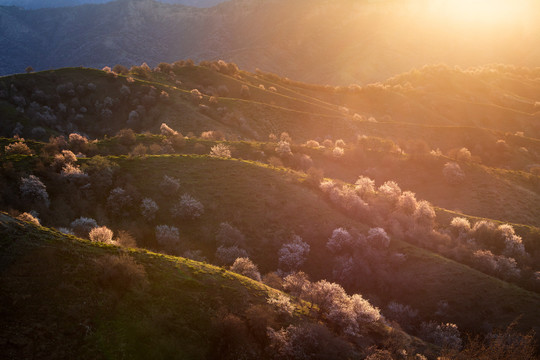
[429,0,530,24]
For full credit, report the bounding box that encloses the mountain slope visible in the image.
[1,64,539,228]
[0,0,224,9]
[0,213,319,359]
[3,147,539,338]
[1,0,540,84]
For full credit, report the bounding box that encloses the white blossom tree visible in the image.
[278,235,310,273]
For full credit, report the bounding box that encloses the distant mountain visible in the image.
[1,0,539,84]
[0,0,224,9]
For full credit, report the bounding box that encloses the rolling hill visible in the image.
[1,63,540,358]
[1,64,539,229]
[2,213,408,359]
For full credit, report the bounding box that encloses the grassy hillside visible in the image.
[101,156,540,336]
[0,213,312,359]
[3,149,538,337]
[1,64,540,357]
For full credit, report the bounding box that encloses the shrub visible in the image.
[278,235,310,273]
[275,141,292,157]
[498,224,526,257]
[155,225,180,248]
[267,323,354,360]
[215,245,249,265]
[129,144,147,157]
[378,181,401,202]
[190,89,203,102]
[386,301,418,330]
[230,257,261,281]
[332,146,345,157]
[140,198,159,220]
[262,272,283,290]
[115,230,137,248]
[419,321,462,350]
[473,249,499,273]
[367,227,390,248]
[210,143,231,158]
[472,220,499,248]
[282,271,310,297]
[159,175,180,195]
[20,175,50,207]
[503,234,526,258]
[171,194,204,219]
[349,293,381,324]
[304,140,320,148]
[51,150,78,171]
[267,293,294,316]
[70,217,98,238]
[496,255,521,280]
[355,175,375,197]
[443,162,465,184]
[397,191,418,215]
[5,141,33,155]
[106,187,133,217]
[94,254,147,293]
[160,122,178,136]
[320,180,369,217]
[89,226,114,244]
[112,64,129,75]
[61,163,88,180]
[456,147,472,162]
[127,110,140,127]
[296,154,313,170]
[216,222,246,247]
[413,200,436,228]
[68,133,89,153]
[326,227,353,253]
[322,139,334,148]
[116,128,136,146]
[17,212,40,226]
[201,130,225,141]
[450,217,471,238]
[280,132,292,142]
[459,323,537,360]
[302,280,348,314]
[335,139,346,148]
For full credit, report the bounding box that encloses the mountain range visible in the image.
[0,0,224,9]
[1,0,540,84]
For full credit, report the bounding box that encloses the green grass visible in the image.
[98,154,540,336]
[0,213,311,359]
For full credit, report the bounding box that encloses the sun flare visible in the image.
[429,0,531,24]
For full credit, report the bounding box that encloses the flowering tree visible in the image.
[155,225,180,248]
[70,217,98,238]
[367,227,390,248]
[171,194,204,219]
[20,175,50,207]
[140,198,159,220]
[230,257,261,281]
[278,235,310,273]
[89,226,114,244]
[326,228,353,253]
[210,143,231,158]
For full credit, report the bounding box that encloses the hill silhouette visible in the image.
[1,0,540,84]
